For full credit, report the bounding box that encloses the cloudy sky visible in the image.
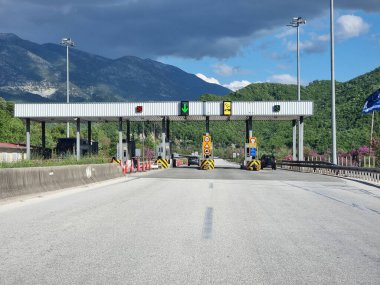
[0,0,379,91]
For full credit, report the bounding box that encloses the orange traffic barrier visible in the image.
[137,160,141,172]
[127,161,130,174]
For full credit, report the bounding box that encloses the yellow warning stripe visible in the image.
[200,159,215,170]
[247,160,261,171]
[156,158,169,169]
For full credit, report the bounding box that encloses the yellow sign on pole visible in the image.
[249,136,257,148]
[202,135,213,156]
[223,101,232,116]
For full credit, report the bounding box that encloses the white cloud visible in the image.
[196,73,221,85]
[286,33,329,54]
[269,74,297,84]
[196,73,251,91]
[223,80,251,91]
[213,63,240,76]
[276,28,296,39]
[283,15,369,55]
[336,15,370,40]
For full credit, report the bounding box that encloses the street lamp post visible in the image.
[60,37,75,138]
[330,0,337,164]
[288,17,306,160]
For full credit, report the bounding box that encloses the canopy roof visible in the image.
[14,101,313,122]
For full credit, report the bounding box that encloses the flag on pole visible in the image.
[362,88,380,114]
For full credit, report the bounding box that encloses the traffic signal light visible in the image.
[273,105,280,112]
[180,101,189,116]
[223,101,232,116]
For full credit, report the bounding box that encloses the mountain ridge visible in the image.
[0,33,230,102]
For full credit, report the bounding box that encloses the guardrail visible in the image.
[278,160,380,184]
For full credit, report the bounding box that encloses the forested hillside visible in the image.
[189,67,380,156]
[1,67,380,159]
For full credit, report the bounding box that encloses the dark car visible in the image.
[187,156,200,166]
[261,155,276,170]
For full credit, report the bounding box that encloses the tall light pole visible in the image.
[330,0,337,164]
[60,37,75,138]
[288,17,306,160]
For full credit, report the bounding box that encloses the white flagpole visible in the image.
[370,111,375,155]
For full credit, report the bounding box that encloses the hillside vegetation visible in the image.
[191,67,380,156]
[1,67,380,159]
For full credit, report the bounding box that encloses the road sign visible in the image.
[250,148,257,157]
[223,101,232,116]
[136,106,143,113]
[180,101,189,116]
[202,134,213,156]
[273,104,281,112]
[203,135,212,145]
[249,136,257,148]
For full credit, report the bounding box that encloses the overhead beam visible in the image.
[14,101,313,122]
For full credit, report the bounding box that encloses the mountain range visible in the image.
[0,33,230,102]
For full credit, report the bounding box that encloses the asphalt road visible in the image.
[1,160,380,284]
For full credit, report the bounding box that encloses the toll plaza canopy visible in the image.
[14,101,313,122]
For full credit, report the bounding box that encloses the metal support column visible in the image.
[166,118,170,142]
[298,116,304,161]
[87,121,92,154]
[126,120,131,143]
[292,120,297,160]
[330,0,337,164]
[125,120,130,160]
[161,117,166,159]
[248,116,253,140]
[118,117,123,160]
[26,118,31,160]
[206,116,210,135]
[41,121,46,153]
[76,118,80,161]
[245,119,249,143]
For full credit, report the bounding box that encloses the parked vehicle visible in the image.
[260,155,276,170]
[187,156,200,166]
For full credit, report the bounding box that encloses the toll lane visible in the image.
[1,163,380,284]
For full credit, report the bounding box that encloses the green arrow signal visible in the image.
[181,103,188,113]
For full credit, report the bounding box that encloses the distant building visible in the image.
[0,142,27,162]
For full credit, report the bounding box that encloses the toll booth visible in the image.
[155,142,171,168]
[200,134,215,170]
[244,136,261,171]
[116,142,129,162]
[156,142,171,159]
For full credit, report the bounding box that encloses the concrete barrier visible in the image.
[0,163,124,199]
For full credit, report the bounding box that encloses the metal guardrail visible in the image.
[278,160,380,184]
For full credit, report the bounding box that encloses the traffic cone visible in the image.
[125,161,130,174]
[137,160,141,172]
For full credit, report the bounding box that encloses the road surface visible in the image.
[1,160,380,284]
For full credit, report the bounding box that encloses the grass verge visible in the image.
[0,155,112,169]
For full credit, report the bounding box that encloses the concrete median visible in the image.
[0,163,124,199]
